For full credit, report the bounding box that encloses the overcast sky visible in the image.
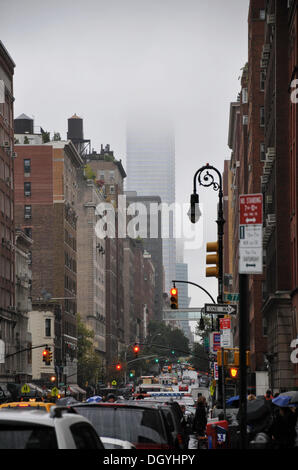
[1,0,249,320]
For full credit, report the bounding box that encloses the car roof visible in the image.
[0,406,93,426]
[72,401,162,410]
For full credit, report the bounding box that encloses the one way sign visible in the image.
[204,304,237,315]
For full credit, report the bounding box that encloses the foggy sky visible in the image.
[1,0,249,316]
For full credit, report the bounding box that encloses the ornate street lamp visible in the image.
[188,163,225,304]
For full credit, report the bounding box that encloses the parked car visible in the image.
[0,383,12,403]
[71,402,175,449]
[138,400,189,450]
[101,437,136,449]
[0,406,104,449]
[0,402,55,412]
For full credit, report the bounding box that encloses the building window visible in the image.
[260,143,266,161]
[260,9,266,20]
[24,227,32,239]
[45,319,51,337]
[24,182,31,197]
[24,159,31,176]
[260,71,266,91]
[260,107,265,127]
[242,88,248,104]
[24,205,32,219]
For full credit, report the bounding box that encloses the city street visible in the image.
[0,0,298,455]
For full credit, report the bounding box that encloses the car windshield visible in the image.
[0,423,58,449]
[74,406,167,445]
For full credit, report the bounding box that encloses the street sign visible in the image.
[220,317,231,330]
[21,384,30,394]
[239,247,263,274]
[239,194,263,225]
[239,193,263,275]
[111,380,117,386]
[210,332,221,353]
[214,362,219,380]
[204,304,237,315]
[51,387,59,397]
[224,293,239,302]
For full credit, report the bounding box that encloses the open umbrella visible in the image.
[226,396,239,406]
[272,391,298,407]
[86,395,102,403]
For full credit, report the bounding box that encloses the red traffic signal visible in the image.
[116,363,122,371]
[42,348,49,362]
[133,344,140,356]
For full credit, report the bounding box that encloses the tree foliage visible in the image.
[77,314,103,387]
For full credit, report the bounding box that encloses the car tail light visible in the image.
[177,433,183,445]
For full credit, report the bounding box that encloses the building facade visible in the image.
[0,41,16,383]
[14,128,83,384]
[87,146,126,367]
[125,117,176,293]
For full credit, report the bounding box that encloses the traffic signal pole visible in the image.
[239,273,248,449]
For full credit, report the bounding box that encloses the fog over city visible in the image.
[1,0,249,311]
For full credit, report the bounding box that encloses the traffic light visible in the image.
[129,371,134,378]
[48,349,53,364]
[206,241,219,278]
[155,358,159,363]
[116,363,122,371]
[168,365,172,372]
[133,344,140,357]
[170,287,178,310]
[217,349,228,366]
[229,367,239,379]
[171,350,175,355]
[42,347,50,364]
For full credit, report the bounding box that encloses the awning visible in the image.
[67,384,86,395]
[27,383,44,394]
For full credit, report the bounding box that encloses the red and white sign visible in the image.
[214,362,219,380]
[239,194,263,225]
[220,318,231,330]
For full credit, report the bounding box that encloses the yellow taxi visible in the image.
[0,401,55,412]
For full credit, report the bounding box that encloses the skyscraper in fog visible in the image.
[125,117,176,292]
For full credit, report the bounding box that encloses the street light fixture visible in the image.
[189,163,225,304]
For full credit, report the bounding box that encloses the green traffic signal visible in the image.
[155,358,159,363]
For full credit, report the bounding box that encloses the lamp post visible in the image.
[188,163,225,305]
[188,163,226,412]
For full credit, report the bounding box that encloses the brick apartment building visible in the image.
[0,41,16,382]
[288,0,298,385]
[14,124,83,383]
[87,146,126,368]
[123,238,155,347]
[76,175,106,363]
[225,0,298,391]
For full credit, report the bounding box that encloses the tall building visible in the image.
[125,117,176,293]
[76,175,106,362]
[87,146,126,368]
[125,191,163,320]
[0,41,16,382]
[14,119,83,384]
[288,0,298,386]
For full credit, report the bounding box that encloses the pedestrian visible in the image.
[264,389,273,401]
[192,396,207,437]
[106,393,116,403]
[248,394,256,401]
[270,406,297,449]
